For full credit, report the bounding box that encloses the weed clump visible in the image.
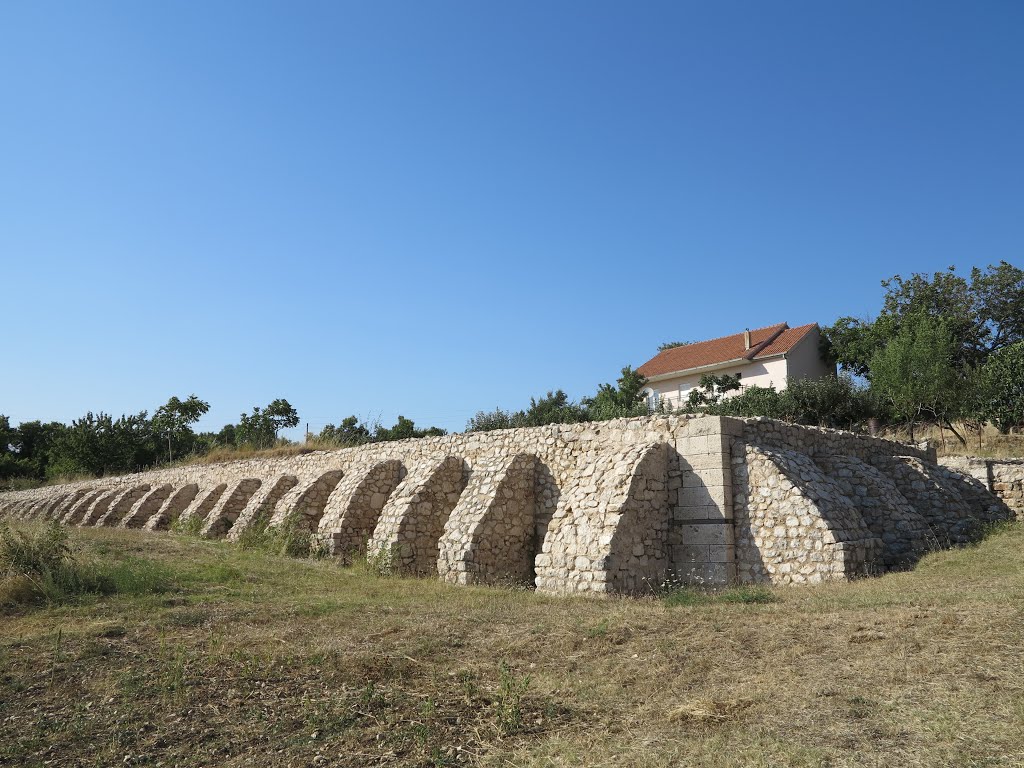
[235,510,324,559]
[170,514,204,537]
[0,522,175,611]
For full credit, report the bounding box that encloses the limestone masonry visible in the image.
[0,416,1015,595]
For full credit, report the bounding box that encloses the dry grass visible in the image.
[185,441,325,465]
[879,423,1024,459]
[2,524,1024,767]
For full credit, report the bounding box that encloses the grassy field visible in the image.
[2,524,1024,767]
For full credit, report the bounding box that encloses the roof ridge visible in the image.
[750,323,818,359]
[741,324,789,360]
[660,322,788,352]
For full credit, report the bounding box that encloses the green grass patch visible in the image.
[662,584,778,607]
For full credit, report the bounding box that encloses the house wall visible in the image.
[644,327,832,409]
[782,326,834,381]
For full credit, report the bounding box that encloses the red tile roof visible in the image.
[637,323,818,379]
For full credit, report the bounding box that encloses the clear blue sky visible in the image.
[2,1,1022,437]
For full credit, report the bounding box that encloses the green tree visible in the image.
[685,374,742,411]
[374,415,445,442]
[824,262,1024,375]
[265,399,300,439]
[868,315,967,441]
[656,340,695,352]
[779,375,873,429]
[976,341,1024,434]
[319,416,373,446]
[236,399,300,449]
[152,394,210,462]
[466,408,518,432]
[584,367,649,420]
[519,391,588,427]
[13,420,66,480]
[47,411,158,478]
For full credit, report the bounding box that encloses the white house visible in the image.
[636,322,834,410]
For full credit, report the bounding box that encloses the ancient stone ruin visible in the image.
[0,415,1014,595]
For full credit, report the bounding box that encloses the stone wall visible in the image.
[939,456,1024,519]
[0,415,1013,595]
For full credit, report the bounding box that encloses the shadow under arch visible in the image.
[147,484,201,531]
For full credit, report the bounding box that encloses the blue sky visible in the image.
[2,1,1022,436]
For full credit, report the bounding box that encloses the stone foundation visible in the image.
[0,416,1013,595]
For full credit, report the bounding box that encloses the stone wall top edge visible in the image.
[737,417,933,460]
[0,414,707,503]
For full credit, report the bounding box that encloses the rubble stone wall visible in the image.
[939,456,1024,519]
[0,415,1012,594]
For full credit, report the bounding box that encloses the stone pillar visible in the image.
[669,416,741,586]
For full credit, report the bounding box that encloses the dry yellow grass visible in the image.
[2,523,1023,766]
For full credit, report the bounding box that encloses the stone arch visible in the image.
[79,489,122,527]
[121,485,174,529]
[271,470,346,533]
[535,442,670,596]
[4,499,29,520]
[201,479,263,538]
[732,443,883,585]
[25,499,50,520]
[96,485,152,527]
[369,456,469,576]
[439,453,556,586]
[145,484,201,531]
[317,461,406,560]
[51,490,91,522]
[41,493,73,521]
[226,475,300,540]
[814,455,932,570]
[62,490,107,525]
[871,456,979,546]
[6,499,32,520]
[178,484,229,528]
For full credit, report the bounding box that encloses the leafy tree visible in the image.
[868,315,967,441]
[0,416,22,481]
[214,423,237,447]
[705,385,786,420]
[519,391,589,427]
[466,408,518,432]
[779,375,873,429]
[6,420,65,481]
[47,411,158,478]
[584,367,649,420]
[685,374,742,410]
[466,390,589,433]
[236,399,300,449]
[374,415,445,442]
[152,394,210,462]
[976,341,1024,434]
[318,416,373,446]
[824,262,1024,375]
[265,399,300,439]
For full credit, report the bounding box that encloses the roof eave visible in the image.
[641,357,752,383]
